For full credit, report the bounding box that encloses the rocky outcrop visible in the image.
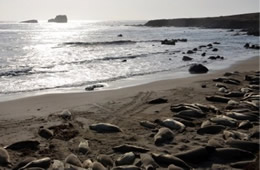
[20,20,38,23]
[48,15,68,23]
[144,13,260,36]
[189,64,209,74]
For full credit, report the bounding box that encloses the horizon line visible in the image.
[0,11,258,22]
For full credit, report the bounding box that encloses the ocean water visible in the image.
[0,20,259,101]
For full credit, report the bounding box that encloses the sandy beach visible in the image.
[0,56,259,169]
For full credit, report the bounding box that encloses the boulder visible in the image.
[161,39,176,45]
[186,50,194,54]
[182,56,193,61]
[48,15,68,23]
[85,84,104,91]
[189,64,208,74]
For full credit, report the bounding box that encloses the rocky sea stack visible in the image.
[48,15,68,23]
[20,19,38,23]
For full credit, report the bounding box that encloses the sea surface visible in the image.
[0,20,259,101]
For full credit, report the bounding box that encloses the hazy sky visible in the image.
[0,0,259,21]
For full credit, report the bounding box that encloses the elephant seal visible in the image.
[89,123,122,133]
[174,147,213,164]
[151,153,191,169]
[140,121,157,129]
[226,112,258,121]
[51,160,64,170]
[224,91,244,97]
[78,140,90,154]
[168,164,184,170]
[200,120,212,128]
[238,120,253,129]
[155,119,185,132]
[92,161,107,170]
[197,125,226,135]
[116,152,136,166]
[59,110,72,120]
[140,154,159,170]
[0,147,10,166]
[170,103,203,113]
[13,157,36,170]
[211,148,255,163]
[113,144,149,153]
[148,98,168,104]
[207,137,225,148]
[65,154,82,167]
[209,116,237,127]
[206,95,230,103]
[223,130,249,140]
[20,157,52,170]
[175,109,205,118]
[154,128,174,146]
[4,140,40,150]
[38,127,53,139]
[97,154,113,167]
[83,159,93,169]
[112,165,140,170]
[173,118,195,127]
[226,139,259,153]
[251,130,260,139]
[230,160,256,169]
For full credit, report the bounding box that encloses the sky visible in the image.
[0,0,259,21]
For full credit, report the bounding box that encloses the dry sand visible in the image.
[0,56,259,169]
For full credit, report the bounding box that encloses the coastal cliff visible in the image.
[144,13,260,36]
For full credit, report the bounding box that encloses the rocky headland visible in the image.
[144,13,260,36]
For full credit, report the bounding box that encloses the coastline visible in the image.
[0,55,258,120]
[0,55,259,169]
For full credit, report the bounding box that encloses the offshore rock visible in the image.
[48,15,68,23]
[189,64,208,74]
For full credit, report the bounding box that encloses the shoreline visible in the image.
[0,53,258,103]
[0,55,258,120]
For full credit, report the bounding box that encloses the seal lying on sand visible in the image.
[20,157,52,170]
[0,147,10,166]
[226,139,260,153]
[151,153,191,169]
[174,146,213,164]
[197,125,226,135]
[154,119,185,132]
[113,144,149,153]
[97,155,113,167]
[89,123,122,133]
[154,128,174,146]
[4,140,40,150]
[65,154,82,167]
[210,148,256,163]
